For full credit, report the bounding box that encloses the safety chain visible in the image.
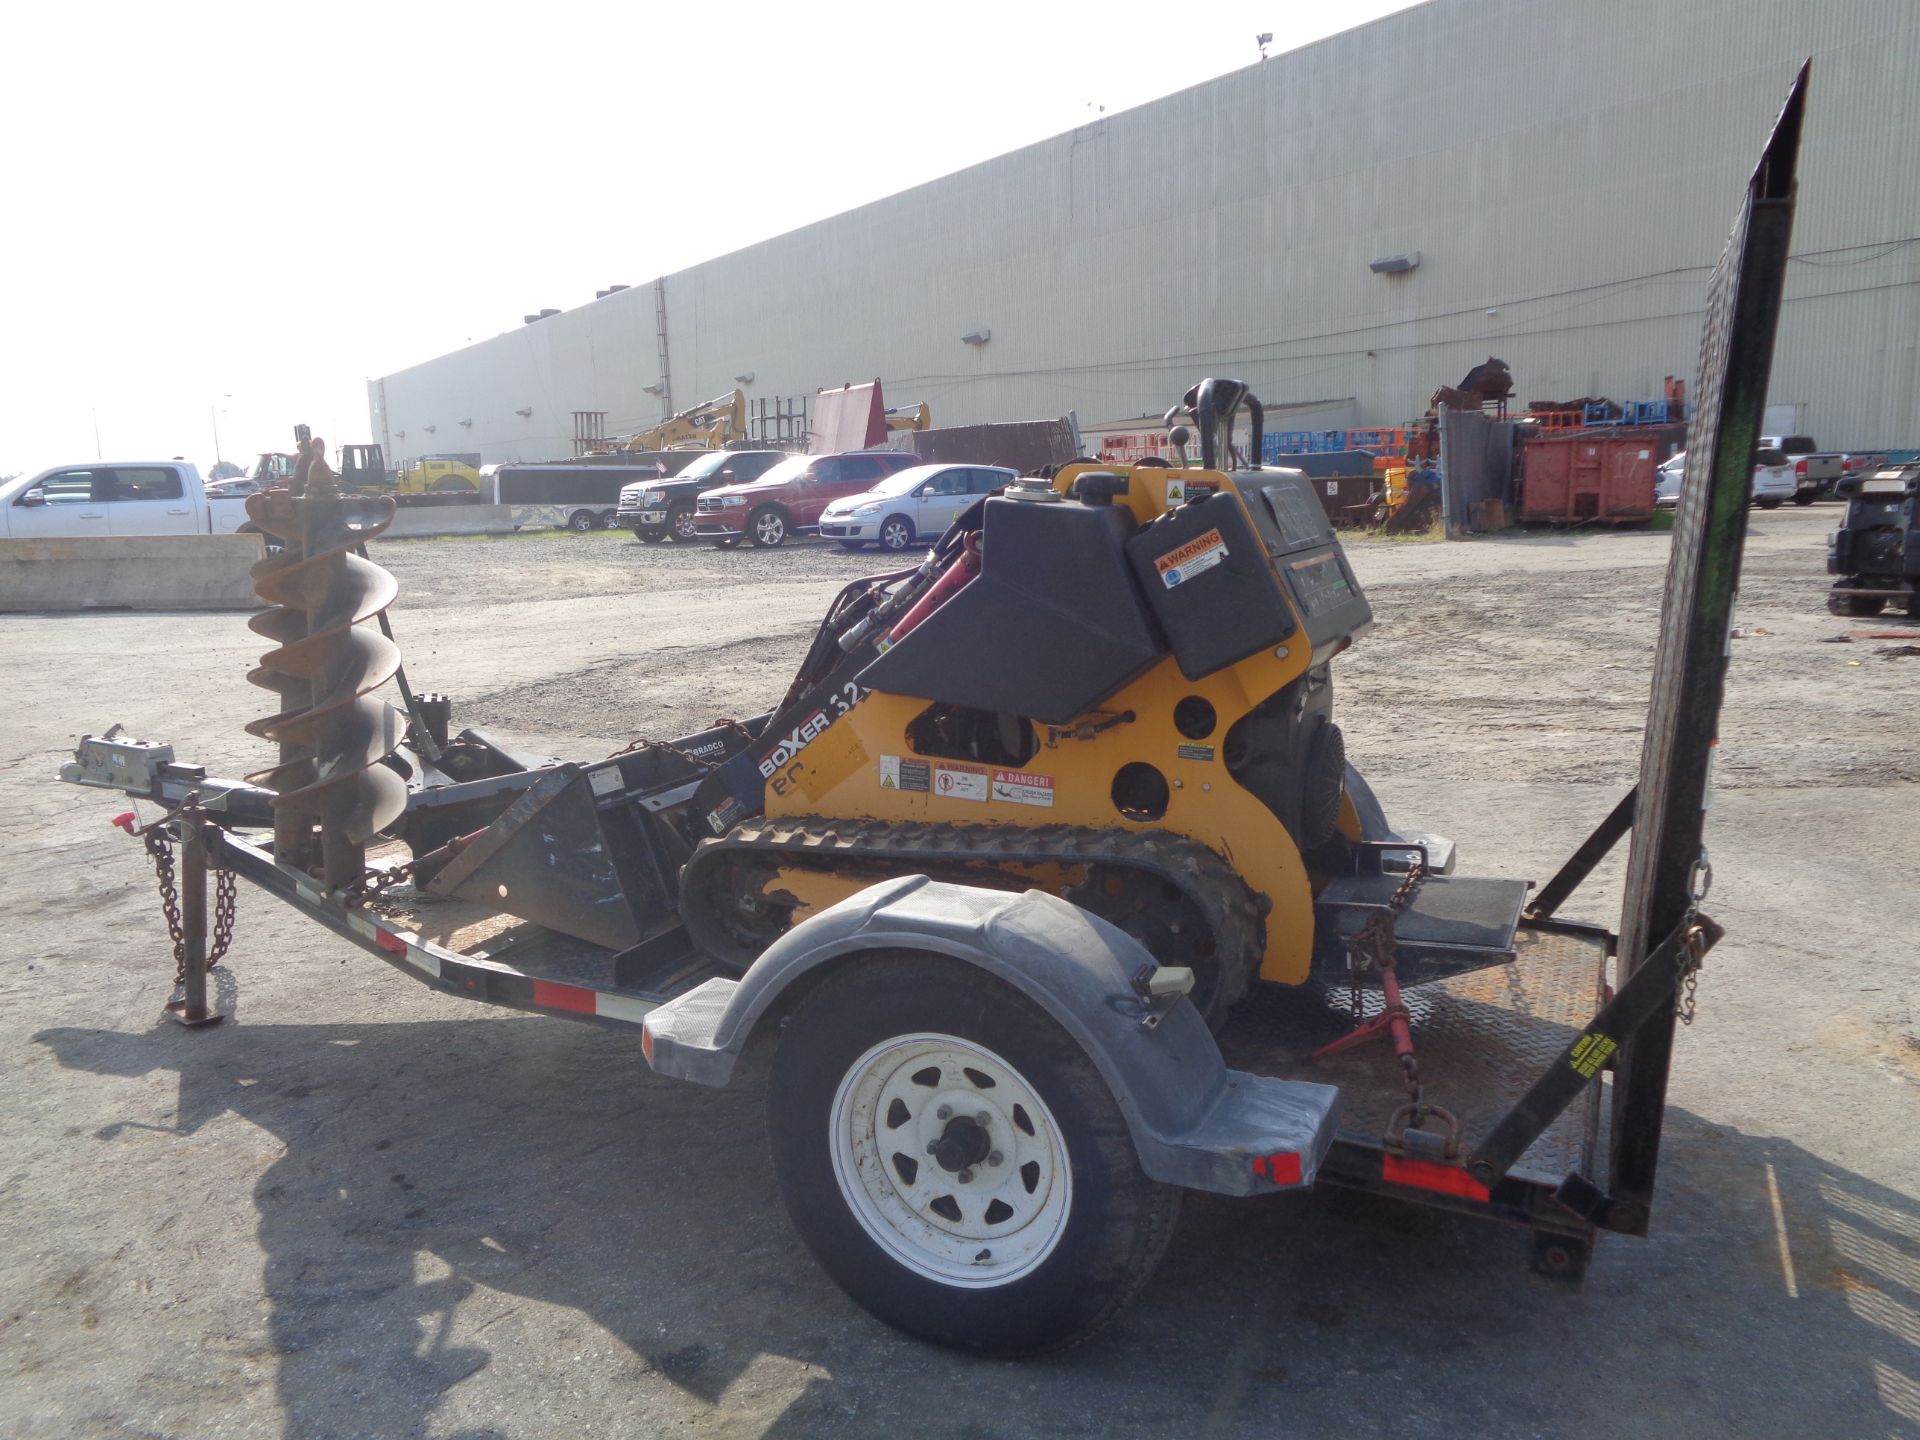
[135,803,237,990]
[1675,847,1714,1027]
[1347,857,1425,1024]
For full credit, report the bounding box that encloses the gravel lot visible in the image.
[3,506,1916,1439]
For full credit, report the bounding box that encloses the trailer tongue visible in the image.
[57,68,1807,1355]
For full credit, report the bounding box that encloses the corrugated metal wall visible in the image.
[372,0,1919,465]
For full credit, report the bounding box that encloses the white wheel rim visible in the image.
[884,521,907,548]
[757,514,783,543]
[829,1032,1071,1289]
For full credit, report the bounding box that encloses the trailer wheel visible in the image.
[668,502,698,541]
[768,952,1180,1357]
[1756,496,1784,510]
[635,528,664,542]
[566,509,598,533]
[1792,491,1817,506]
[710,536,740,549]
[748,506,788,547]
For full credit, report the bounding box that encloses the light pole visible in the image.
[210,393,231,468]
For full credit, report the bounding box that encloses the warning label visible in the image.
[991,769,1055,808]
[1165,478,1186,505]
[1154,528,1228,589]
[1176,744,1215,763]
[933,765,988,802]
[878,754,930,793]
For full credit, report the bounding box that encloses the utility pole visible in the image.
[210,403,223,466]
[91,408,102,461]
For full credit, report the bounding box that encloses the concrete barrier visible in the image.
[0,534,266,612]
[375,505,519,540]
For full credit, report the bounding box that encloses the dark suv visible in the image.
[617,449,787,542]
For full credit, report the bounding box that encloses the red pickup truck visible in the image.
[691,451,918,548]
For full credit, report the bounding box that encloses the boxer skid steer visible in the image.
[56,69,1807,1359]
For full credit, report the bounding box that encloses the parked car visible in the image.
[617,449,787,542]
[1653,448,1795,510]
[1761,434,1843,502]
[1,462,252,538]
[204,477,263,499]
[818,463,1015,552]
[691,451,919,548]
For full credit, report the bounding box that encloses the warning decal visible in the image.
[933,765,989,802]
[1154,528,1228,589]
[878,754,931,793]
[991,769,1055,808]
[1165,478,1186,505]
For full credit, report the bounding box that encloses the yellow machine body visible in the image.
[758,461,1363,987]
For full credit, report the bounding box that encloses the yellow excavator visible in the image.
[608,390,747,453]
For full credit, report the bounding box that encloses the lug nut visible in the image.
[987,1150,1003,1166]
[975,1111,991,1126]
[936,1105,952,1121]
[957,1169,973,1184]
[926,1142,938,1155]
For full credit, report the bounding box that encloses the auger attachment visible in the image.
[243,437,408,887]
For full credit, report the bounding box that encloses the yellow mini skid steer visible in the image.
[673,377,1523,1027]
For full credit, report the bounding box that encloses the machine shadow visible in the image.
[36,1016,1920,1439]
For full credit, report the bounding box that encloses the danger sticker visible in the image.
[991,769,1055,808]
[1165,478,1186,504]
[933,765,989,802]
[1155,528,1228,589]
[878,754,930,793]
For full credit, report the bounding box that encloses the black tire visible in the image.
[748,505,788,548]
[1756,496,1784,510]
[636,528,665,543]
[667,502,699,542]
[1829,592,1882,617]
[1792,491,1817,506]
[878,515,915,552]
[566,509,597,533]
[710,536,741,550]
[838,540,867,552]
[768,952,1181,1358]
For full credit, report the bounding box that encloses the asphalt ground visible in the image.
[2,504,1915,1439]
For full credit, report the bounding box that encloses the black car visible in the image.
[617,449,788,542]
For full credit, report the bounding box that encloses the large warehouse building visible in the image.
[371,0,1919,466]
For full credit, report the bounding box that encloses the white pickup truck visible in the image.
[1,461,252,539]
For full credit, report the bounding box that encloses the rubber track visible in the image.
[680,817,1268,1023]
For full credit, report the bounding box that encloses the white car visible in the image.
[817,463,1014,552]
[1653,449,1794,510]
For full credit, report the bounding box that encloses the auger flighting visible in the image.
[242,436,407,888]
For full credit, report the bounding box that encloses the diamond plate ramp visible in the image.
[1223,925,1609,1182]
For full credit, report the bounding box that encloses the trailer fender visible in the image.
[643,875,1339,1195]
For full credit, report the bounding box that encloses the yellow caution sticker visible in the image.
[1569,1031,1618,1079]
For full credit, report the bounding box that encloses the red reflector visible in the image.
[640,1023,656,1066]
[372,930,407,955]
[532,980,597,1015]
[1381,1154,1491,1201]
[1250,1152,1303,1186]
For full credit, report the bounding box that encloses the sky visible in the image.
[0,0,1421,478]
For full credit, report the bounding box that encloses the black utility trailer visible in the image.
[57,73,1807,1355]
